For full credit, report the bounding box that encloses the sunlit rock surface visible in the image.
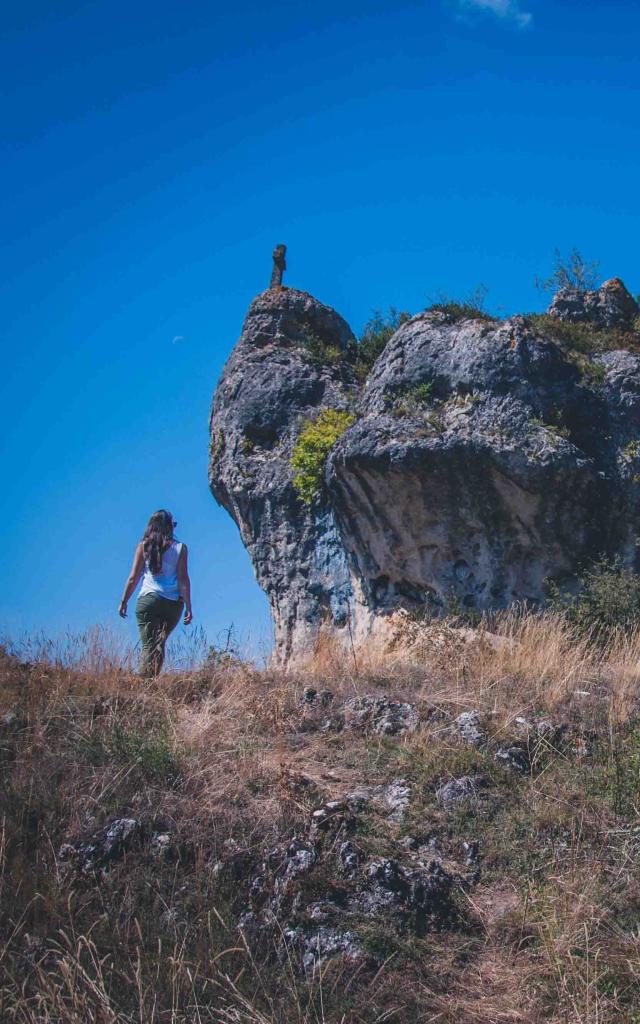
[210,284,640,660]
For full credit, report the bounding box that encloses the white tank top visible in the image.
[139,540,183,601]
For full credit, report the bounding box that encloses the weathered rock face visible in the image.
[210,284,640,660]
[548,277,639,329]
[209,288,358,658]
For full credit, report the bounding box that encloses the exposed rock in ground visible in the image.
[300,686,334,708]
[1,710,26,731]
[548,278,639,329]
[495,744,531,774]
[436,775,488,806]
[284,924,368,975]
[210,280,640,659]
[238,792,476,973]
[357,857,458,933]
[375,778,412,822]
[452,709,488,747]
[514,714,568,748]
[58,819,181,875]
[339,840,363,875]
[342,695,420,735]
[343,778,412,822]
[59,818,144,874]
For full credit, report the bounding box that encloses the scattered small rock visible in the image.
[357,857,457,932]
[1,710,27,731]
[59,818,143,875]
[284,925,367,974]
[514,715,567,748]
[344,787,373,811]
[344,779,411,822]
[301,686,334,708]
[211,839,253,880]
[339,841,363,875]
[495,744,530,774]
[436,775,487,806]
[306,900,337,923]
[266,837,318,879]
[342,695,419,736]
[310,801,353,836]
[150,833,172,859]
[374,778,412,823]
[460,840,480,865]
[453,710,488,748]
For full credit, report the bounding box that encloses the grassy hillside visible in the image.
[2,615,640,1023]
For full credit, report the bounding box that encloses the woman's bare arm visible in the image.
[119,543,145,617]
[177,544,193,624]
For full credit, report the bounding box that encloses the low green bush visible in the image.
[298,310,413,381]
[353,308,412,381]
[534,248,600,294]
[623,440,640,460]
[527,313,639,358]
[426,284,494,322]
[76,721,180,784]
[291,408,356,505]
[548,556,640,638]
[529,416,571,440]
[299,329,344,366]
[384,380,434,415]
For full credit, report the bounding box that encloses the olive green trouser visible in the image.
[135,593,183,677]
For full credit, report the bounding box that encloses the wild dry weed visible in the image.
[2,613,640,1022]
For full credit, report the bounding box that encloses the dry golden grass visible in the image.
[2,612,640,1022]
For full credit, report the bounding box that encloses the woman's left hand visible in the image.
[118,601,128,618]
[183,609,193,625]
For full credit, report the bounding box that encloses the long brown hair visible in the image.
[142,510,175,575]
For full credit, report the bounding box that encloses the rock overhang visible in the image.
[210,279,640,659]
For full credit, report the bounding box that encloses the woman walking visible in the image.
[119,510,192,676]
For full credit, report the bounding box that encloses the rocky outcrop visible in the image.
[209,288,358,659]
[236,788,474,974]
[548,277,639,329]
[210,282,640,660]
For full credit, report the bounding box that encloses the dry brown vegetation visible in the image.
[2,614,640,1023]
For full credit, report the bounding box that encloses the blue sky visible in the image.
[1,0,639,657]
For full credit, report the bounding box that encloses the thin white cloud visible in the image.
[171,335,185,344]
[457,0,532,28]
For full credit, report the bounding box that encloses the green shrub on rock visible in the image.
[291,408,355,505]
[534,247,600,294]
[354,309,412,381]
[426,284,494,322]
[299,329,344,366]
[526,313,639,359]
[548,556,640,638]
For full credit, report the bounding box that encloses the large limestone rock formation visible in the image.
[209,281,640,660]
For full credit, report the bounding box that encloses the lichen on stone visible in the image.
[290,408,356,505]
